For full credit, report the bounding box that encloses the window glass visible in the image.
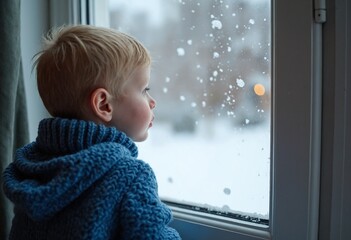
[108,0,271,221]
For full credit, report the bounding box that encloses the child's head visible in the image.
[35,25,151,119]
[35,25,155,141]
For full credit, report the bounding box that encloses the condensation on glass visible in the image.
[108,0,271,221]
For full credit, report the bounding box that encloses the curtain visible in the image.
[0,0,29,238]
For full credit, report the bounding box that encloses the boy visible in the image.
[2,25,181,240]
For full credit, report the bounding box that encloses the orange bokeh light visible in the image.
[254,83,266,96]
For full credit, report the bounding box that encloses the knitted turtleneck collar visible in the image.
[36,118,138,157]
[3,118,139,221]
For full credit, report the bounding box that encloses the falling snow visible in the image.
[211,19,223,29]
[177,47,185,56]
[236,78,245,87]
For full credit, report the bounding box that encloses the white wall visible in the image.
[21,0,50,141]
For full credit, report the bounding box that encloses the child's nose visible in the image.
[149,97,156,109]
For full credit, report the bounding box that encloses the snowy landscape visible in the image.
[137,119,271,219]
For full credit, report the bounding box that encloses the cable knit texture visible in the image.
[2,118,180,240]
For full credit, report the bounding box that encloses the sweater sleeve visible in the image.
[118,162,181,240]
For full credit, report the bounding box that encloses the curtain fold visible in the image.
[0,0,29,239]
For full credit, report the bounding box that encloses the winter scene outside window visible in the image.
[108,0,271,222]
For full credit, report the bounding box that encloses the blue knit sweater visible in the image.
[3,118,180,240]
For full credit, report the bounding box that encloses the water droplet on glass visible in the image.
[223,188,231,195]
[222,205,230,212]
[249,19,255,24]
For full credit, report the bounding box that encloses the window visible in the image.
[52,0,323,238]
[106,0,271,224]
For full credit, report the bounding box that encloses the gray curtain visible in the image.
[0,0,29,239]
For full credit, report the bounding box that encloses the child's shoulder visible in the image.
[110,154,154,176]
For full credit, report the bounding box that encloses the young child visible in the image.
[2,25,181,240]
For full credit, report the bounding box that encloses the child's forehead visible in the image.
[136,65,151,78]
[130,65,150,80]
[134,64,151,75]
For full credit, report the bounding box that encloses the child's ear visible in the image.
[90,88,113,122]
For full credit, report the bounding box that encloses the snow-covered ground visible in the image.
[137,119,270,218]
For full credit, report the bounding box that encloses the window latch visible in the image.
[314,0,326,23]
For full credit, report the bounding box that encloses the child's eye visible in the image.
[143,87,150,94]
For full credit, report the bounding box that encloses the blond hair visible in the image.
[35,25,151,118]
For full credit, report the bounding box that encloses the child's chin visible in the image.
[133,133,149,142]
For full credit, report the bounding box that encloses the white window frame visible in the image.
[44,0,351,239]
